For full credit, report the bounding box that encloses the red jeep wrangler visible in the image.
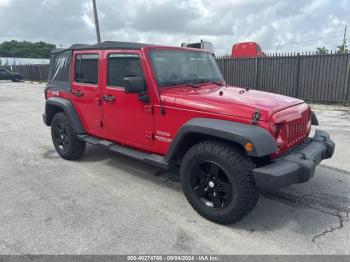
[43,41,335,224]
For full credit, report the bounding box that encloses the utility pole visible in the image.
[342,25,347,53]
[92,0,101,43]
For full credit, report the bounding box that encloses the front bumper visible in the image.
[253,130,335,190]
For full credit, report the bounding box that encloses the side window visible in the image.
[75,54,99,85]
[49,51,71,83]
[108,54,144,87]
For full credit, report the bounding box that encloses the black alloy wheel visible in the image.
[51,112,86,160]
[180,140,259,224]
[53,122,70,154]
[191,161,232,209]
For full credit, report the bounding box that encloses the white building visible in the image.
[0,57,49,66]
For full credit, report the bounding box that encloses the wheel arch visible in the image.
[168,133,245,164]
[165,118,278,162]
[45,97,85,134]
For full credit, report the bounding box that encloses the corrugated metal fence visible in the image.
[216,52,350,105]
[1,64,49,82]
[2,52,350,104]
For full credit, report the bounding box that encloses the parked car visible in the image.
[42,41,335,224]
[232,42,266,58]
[0,67,23,82]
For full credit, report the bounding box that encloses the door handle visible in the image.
[73,90,84,97]
[102,95,116,102]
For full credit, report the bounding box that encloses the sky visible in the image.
[0,0,349,55]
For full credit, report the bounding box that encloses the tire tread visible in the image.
[180,140,259,224]
[51,112,86,160]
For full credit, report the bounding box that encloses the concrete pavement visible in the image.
[0,81,349,254]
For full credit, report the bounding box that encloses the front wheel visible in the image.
[180,141,259,224]
[51,112,86,160]
[12,76,21,82]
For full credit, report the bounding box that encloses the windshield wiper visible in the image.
[180,82,199,88]
[196,80,225,86]
[161,81,198,88]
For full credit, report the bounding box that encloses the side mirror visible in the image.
[123,76,146,94]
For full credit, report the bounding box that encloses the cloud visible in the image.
[0,0,9,7]
[0,0,349,55]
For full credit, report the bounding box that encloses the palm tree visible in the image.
[316,47,329,54]
[337,43,348,54]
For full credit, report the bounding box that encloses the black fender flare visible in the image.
[311,110,319,126]
[165,118,278,160]
[44,97,85,134]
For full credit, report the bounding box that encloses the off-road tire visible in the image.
[51,112,86,160]
[180,140,259,224]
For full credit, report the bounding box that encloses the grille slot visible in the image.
[280,138,311,157]
[285,111,309,148]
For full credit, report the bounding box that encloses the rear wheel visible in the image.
[12,76,21,82]
[180,140,259,224]
[51,112,86,160]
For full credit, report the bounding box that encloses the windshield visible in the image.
[149,50,224,87]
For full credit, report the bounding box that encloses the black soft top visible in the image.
[51,41,156,54]
[47,41,160,91]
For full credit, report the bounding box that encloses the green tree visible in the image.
[337,43,349,53]
[0,40,56,58]
[316,47,329,54]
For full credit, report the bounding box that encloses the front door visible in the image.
[0,68,8,80]
[71,52,102,137]
[101,51,154,149]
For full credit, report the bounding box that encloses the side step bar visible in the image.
[77,135,169,169]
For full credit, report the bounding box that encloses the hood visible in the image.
[160,85,304,121]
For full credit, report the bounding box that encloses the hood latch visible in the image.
[252,111,261,125]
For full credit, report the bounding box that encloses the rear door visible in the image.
[71,51,103,137]
[101,51,154,149]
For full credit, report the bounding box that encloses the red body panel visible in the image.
[47,45,310,158]
[232,42,266,58]
[71,50,103,137]
[99,50,154,149]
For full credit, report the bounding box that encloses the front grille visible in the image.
[278,137,311,160]
[285,111,310,148]
[271,103,311,158]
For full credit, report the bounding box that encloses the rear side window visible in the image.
[75,54,99,85]
[47,50,72,91]
[108,54,144,87]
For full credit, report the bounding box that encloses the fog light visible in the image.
[245,142,254,152]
